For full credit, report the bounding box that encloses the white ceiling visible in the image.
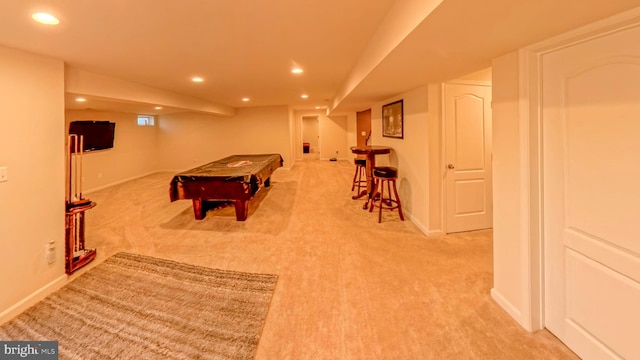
[0,0,638,115]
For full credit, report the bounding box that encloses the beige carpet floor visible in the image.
[72,159,578,359]
[0,252,277,359]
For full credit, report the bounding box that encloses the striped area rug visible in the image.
[0,253,278,359]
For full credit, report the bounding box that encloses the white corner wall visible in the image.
[491,50,532,330]
[323,115,348,160]
[0,46,67,322]
[66,110,158,192]
[346,112,357,161]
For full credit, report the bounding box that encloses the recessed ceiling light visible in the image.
[242,98,250,102]
[291,68,303,74]
[75,97,86,102]
[154,106,163,110]
[301,94,309,99]
[191,77,204,83]
[32,12,60,25]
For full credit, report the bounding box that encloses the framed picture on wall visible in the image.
[382,100,403,139]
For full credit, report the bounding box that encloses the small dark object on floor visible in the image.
[329,158,337,161]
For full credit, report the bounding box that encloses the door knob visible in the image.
[447,164,455,169]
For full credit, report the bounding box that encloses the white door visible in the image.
[543,25,640,360]
[444,83,493,233]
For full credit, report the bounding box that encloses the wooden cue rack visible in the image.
[65,134,97,274]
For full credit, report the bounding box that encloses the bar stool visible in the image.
[351,158,367,193]
[369,166,404,223]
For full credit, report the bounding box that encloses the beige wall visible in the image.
[370,86,432,234]
[288,107,296,166]
[426,84,443,235]
[346,112,357,158]
[0,46,67,320]
[322,115,348,160]
[490,51,530,329]
[157,106,292,171]
[66,110,158,192]
[458,67,492,82]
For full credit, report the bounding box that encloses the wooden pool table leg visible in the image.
[233,200,249,221]
[192,199,205,220]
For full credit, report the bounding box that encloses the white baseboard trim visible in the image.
[490,288,528,330]
[0,275,68,325]
[405,213,444,237]
[154,169,182,173]
[85,171,158,194]
[405,212,428,236]
[381,210,440,238]
[426,229,444,237]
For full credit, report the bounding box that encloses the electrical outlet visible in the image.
[46,241,56,264]
[0,166,7,182]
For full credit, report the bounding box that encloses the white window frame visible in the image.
[137,115,155,126]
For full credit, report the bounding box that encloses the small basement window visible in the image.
[137,115,155,126]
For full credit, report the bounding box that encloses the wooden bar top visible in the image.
[350,145,391,155]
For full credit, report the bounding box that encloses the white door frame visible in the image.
[516,8,640,331]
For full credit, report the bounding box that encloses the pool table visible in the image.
[169,154,283,221]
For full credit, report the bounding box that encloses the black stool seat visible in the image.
[369,166,404,223]
[351,158,367,194]
[373,166,397,178]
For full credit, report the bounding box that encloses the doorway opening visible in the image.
[302,116,320,160]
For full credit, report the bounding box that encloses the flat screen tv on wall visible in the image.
[68,120,116,152]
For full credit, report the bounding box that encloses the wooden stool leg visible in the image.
[369,178,379,213]
[352,165,367,193]
[392,179,404,221]
[386,179,392,206]
[351,166,359,191]
[378,179,385,223]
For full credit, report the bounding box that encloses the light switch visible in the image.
[0,166,7,182]
[361,131,366,136]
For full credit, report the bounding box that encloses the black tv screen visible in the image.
[69,121,116,152]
